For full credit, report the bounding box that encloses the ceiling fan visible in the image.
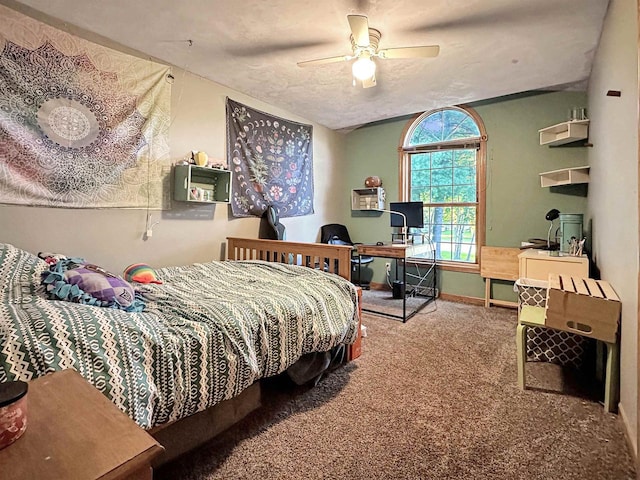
[297,15,440,88]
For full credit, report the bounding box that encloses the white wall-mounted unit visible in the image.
[538,120,589,146]
[539,166,590,187]
[351,187,385,210]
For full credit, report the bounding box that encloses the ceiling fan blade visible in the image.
[362,74,377,89]
[410,4,554,34]
[297,55,351,67]
[377,45,440,59]
[348,15,370,47]
[226,40,333,57]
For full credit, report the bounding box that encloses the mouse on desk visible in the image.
[376,241,384,246]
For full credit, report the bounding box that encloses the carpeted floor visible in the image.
[156,297,635,480]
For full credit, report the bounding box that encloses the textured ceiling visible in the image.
[9,0,610,131]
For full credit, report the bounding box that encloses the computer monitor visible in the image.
[389,202,424,228]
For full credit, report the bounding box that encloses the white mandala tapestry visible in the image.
[0,5,171,208]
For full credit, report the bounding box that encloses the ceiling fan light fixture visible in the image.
[297,14,439,87]
[352,55,376,81]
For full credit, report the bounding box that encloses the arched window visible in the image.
[399,106,486,270]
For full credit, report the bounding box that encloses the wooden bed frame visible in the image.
[151,237,359,466]
[226,236,353,280]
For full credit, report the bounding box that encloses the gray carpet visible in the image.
[156,298,635,480]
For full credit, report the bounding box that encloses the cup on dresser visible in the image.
[0,380,28,449]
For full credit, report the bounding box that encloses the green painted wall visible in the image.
[344,91,589,301]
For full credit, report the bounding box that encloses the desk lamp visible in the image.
[375,209,407,244]
[546,208,560,250]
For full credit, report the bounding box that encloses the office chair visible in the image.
[259,204,286,240]
[320,223,373,289]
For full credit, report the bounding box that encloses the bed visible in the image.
[0,238,359,446]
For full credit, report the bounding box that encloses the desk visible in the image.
[356,242,436,322]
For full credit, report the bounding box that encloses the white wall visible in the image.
[587,0,638,455]
[0,6,346,273]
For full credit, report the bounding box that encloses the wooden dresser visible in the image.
[518,249,588,281]
[0,369,163,480]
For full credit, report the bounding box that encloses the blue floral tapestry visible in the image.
[226,98,313,218]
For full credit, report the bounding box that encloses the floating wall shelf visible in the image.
[538,120,589,146]
[539,166,590,187]
[351,187,385,210]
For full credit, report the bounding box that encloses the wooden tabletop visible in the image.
[480,246,520,280]
[356,242,433,259]
[0,369,163,480]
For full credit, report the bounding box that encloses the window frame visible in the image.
[398,106,487,273]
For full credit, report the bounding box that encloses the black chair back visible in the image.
[259,205,286,240]
[320,224,354,245]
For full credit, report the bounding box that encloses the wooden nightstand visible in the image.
[0,369,163,480]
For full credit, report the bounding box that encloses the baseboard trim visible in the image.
[369,282,390,291]
[617,402,637,462]
[439,292,485,306]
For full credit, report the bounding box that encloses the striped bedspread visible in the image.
[0,243,358,429]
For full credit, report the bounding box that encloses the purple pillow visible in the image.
[64,264,135,308]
